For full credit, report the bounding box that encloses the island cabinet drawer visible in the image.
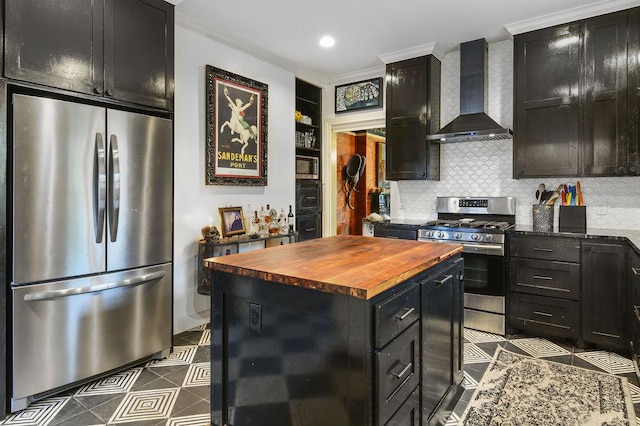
[509,293,580,339]
[510,258,580,300]
[375,321,420,425]
[384,386,420,425]
[510,236,581,263]
[374,283,420,349]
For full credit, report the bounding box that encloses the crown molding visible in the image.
[325,66,386,87]
[378,42,444,64]
[505,0,640,35]
[175,13,327,85]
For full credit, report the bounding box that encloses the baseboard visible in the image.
[174,309,210,334]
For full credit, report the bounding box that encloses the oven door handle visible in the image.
[463,243,504,256]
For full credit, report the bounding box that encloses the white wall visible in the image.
[173,26,296,333]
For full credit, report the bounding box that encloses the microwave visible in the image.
[296,155,319,179]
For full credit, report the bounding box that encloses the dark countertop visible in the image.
[203,235,462,299]
[510,225,640,255]
[374,218,429,227]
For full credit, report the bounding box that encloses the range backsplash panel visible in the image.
[395,40,640,230]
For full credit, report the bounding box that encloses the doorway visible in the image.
[323,110,386,237]
[335,129,387,235]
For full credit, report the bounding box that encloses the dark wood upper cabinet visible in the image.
[4,0,104,96]
[514,8,639,178]
[583,13,628,176]
[385,55,440,181]
[104,0,174,110]
[514,24,581,178]
[627,10,640,175]
[4,0,174,110]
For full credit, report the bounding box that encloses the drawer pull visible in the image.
[532,275,552,281]
[435,274,453,287]
[533,311,553,317]
[633,267,640,276]
[394,307,415,321]
[391,362,413,379]
[533,247,553,253]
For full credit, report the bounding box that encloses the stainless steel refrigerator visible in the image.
[10,94,173,412]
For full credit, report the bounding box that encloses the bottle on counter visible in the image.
[279,208,288,234]
[288,205,294,233]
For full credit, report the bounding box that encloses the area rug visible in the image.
[460,347,637,426]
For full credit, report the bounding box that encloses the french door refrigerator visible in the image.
[10,93,173,412]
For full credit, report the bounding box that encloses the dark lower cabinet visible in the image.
[210,255,464,426]
[421,257,464,424]
[295,179,321,241]
[509,233,630,352]
[582,241,628,350]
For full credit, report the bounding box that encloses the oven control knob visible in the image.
[471,233,481,241]
[485,234,493,241]
[436,231,444,238]
[454,232,462,239]
[423,230,431,238]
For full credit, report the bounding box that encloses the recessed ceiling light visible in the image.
[319,36,335,48]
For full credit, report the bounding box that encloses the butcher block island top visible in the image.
[203,234,462,299]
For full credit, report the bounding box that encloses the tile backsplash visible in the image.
[392,40,640,230]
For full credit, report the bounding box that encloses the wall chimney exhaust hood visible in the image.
[427,39,512,143]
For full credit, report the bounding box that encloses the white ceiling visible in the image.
[175,0,640,84]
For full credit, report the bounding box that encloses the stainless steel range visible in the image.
[418,197,516,335]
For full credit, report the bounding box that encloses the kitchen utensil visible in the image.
[536,183,545,204]
[576,181,583,206]
[547,191,559,205]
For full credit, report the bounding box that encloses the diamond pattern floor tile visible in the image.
[464,343,493,364]
[508,337,572,358]
[107,388,180,424]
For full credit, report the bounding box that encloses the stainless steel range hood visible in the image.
[427,39,512,143]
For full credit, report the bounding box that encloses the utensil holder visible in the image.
[532,204,554,232]
[559,205,586,233]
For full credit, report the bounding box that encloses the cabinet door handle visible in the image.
[533,247,553,253]
[532,275,552,281]
[394,307,415,321]
[632,267,640,276]
[435,274,453,287]
[533,311,553,317]
[391,362,412,379]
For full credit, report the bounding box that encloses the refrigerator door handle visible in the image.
[23,270,166,302]
[108,134,121,242]
[94,133,107,243]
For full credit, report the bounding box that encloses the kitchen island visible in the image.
[204,235,464,426]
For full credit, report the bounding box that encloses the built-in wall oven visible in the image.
[418,197,516,335]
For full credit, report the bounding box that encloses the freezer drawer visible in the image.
[11,263,172,410]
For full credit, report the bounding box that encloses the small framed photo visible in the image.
[218,206,246,238]
[335,77,383,113]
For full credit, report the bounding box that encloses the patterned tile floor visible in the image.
[0,324,211,426]
[2,325,639,425]
[446,329,640,425]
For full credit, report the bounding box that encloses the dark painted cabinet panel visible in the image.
[385,56,440,181]
[5,0,104,95]
[509,292,580,339]
[104,0,174,109]
[421,259,463,423]
[582,241,628,350]
[515,9,640,178]
[4,0,174,110]
[510,258,580,300]
[514,24,580,177]
[627,11,640,175]
[583,13,628,175]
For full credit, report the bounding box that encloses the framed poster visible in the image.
[206,65,268,186]
[335,77,383,113]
